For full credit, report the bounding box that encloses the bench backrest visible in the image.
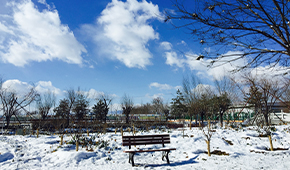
[122,134,171,149]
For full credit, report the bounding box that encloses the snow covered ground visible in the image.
[1,125,290,170]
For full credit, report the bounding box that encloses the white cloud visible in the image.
[35,81,62,95]
[160,41,172,50]
[205,51,246,80]
[174,86,182,90]
[149,82,173,90]
[164,50,247,80]
[145,93,164,100]
[250,65,287,80]
[81,0,161,69]
[184,53,206,71]
[37,0,47,4]
[165,51,185,68]
[85,89,104,99]
[0,0,86,66]
[2,79,62,98]
[177,40,186,45]
[2,79,33,96]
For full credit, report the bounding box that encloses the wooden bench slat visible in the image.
[123,148,176,153]
[122,134,169,138]
[123,141,170,146]
[123,137,170,141]
[122,137,170,142]
[122,134,171,147]
[122,139,170,144]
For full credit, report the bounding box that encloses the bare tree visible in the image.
[202,120,215,156]
[152,97,164,114]
[243,74,287,126]
[183,75,213,124]
[95,94,113,123]
[165,0,290,71]
[64,88,77,127]
[162,103,170,121]
[121,94,133,124]
[36,90,56,120]
[213,77,236,126]
[0,82,38,128]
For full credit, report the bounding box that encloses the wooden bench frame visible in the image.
[122,134,176,166]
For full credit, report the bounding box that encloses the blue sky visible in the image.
[0,0,265,110]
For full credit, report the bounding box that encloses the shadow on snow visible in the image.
[142,155,198,168]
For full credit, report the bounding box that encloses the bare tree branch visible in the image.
[165,0,290,72]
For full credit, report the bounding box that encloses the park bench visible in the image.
[122,134,176,166]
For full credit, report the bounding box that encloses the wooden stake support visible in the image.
[268,135,274,151]
[60,135,63,145]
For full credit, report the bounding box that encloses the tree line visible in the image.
[1,71,290,130]
[170,72,290,127]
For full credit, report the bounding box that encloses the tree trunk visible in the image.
[206,140,211,156]
[5,115,11,129]
[201,112,204,125]
[219,112,223,127]
[264,113,269,126]
[66,115,70,128]
[125,113,129,124]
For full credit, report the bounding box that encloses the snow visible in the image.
[1,125,290,170]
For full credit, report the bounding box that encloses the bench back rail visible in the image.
[122,134,170,149]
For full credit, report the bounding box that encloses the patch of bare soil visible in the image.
[204,150,229,156]
[250,148,288,154]
[222,138,233,145]
[265,148,289,151]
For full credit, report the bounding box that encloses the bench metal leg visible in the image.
[129,152,135,166]
[162,151,170,164]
